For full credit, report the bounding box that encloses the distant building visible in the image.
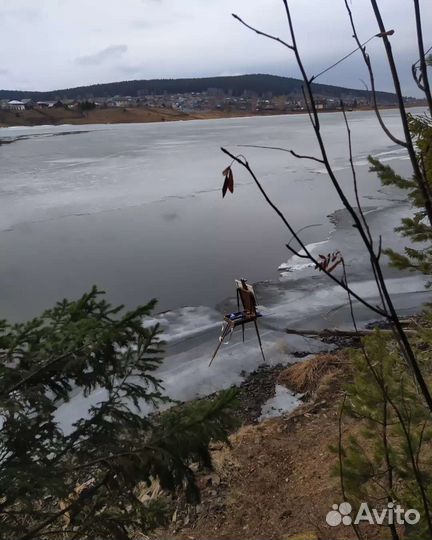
[7,100,25,111]
[22,99,35,109]
[51,100,65,108]
[36,100,64,109]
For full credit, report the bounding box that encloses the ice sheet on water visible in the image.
[373,148,408,158]
[277,203,407,281]
[55,387,108,436]
[278,239,328,275]
[260,275,431,333]
[53,195,432,435]
[144,306,222,343]
[54,314,333,435]
[52,272,431,435]
[158,327,332,404]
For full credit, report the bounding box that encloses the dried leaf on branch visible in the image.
[315,251,344,273]
[222,166,234,198]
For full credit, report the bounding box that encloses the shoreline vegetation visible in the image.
[0,103,422,129]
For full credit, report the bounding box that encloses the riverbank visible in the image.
[0,104,413,128]
[0,106,285,128]
[155,315,429,540]
[154,341,364,540]
[151,333,354,539]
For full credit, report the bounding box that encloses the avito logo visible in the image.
[326,501,420,527]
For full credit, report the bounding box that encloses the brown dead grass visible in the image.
[0,106,196,127]
[0,107,265,128]
[277,353,347,397]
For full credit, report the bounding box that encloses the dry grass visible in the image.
[0,106,265,128]
[278,352,348,398]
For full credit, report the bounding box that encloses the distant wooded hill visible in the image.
[0,74,398,103]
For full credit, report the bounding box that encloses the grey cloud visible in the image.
[0,1,430,95]
[0,69,9,76]
[75,45,128,66]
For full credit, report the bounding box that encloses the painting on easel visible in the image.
[209,279,265,366]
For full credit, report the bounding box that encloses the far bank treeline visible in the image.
[0,74,399,104]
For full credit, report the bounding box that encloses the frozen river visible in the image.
[0,110,430,419]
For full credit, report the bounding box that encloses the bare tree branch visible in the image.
[232,13,293,50]
[369,0,432,227]
[413,0,432,116]
[341,102,374,246]
[311,34,376,83]
[343,0,406,147]
[238,144,324,163]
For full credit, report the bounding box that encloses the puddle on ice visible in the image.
[259,384,302,421]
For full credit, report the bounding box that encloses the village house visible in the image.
[36,100,64,109]
[7,100,25,111]
[21,99,35,109]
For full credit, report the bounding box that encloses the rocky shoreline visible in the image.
[181,331,362,428]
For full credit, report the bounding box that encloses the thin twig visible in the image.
[341,102,374,246]
[311,34,376,82]
[382,397,400,540]
[301,85,316,129]
[338,393,363,540]
[286,223,323,250]
[370,0,432,227]
[343,0,406,147]
[413,0,432,116]
[232,13,293,50]
[412,44,432,93]
[237,144,324,163]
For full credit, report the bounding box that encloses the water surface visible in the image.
[0,110,420,320]
[1,111,431,421]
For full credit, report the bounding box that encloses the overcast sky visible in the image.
[1,0,431,95]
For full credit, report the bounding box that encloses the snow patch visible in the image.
[259,385,301,420]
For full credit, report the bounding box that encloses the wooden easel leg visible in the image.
[253,319,266,363]
[209,339,223,367]
[209,323,231,366]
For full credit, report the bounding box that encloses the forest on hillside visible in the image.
[0,73,398,103]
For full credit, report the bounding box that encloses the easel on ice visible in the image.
[209,279,265,366]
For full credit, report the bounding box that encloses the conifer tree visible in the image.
[369,111,432,281]
[340,329,432,539]
[0,287,238,539]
